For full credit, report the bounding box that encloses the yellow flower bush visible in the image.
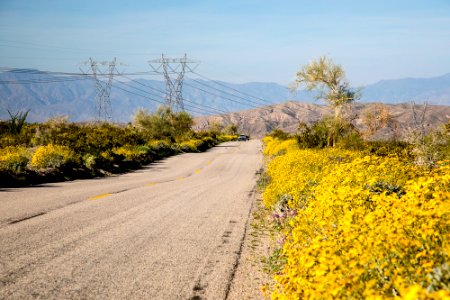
[218,134,238,142]
[179,139,203,152]
[147,139,171,151]
[0,146,30,172]
[113,145,149,160]
[263,138,450,299]
[30,144,76,169]
[263,136,299,157]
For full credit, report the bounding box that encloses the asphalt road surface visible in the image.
[0,140,262,299]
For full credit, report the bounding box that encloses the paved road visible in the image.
[0,140,262,299]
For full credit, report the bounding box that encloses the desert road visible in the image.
[0,140,262,299]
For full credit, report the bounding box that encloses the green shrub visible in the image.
[269,128,291,140]
[296,117,360,149]
[133,106,194,142]
[82,153,97,170]
[364,140,412,158]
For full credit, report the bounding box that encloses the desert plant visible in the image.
[290,56,360,119]
[0,146,30,172]
[296,117,360,148]
[269,128,291,140]
[30,144,77,169]
[7,110,29,134]
[222,123,238,135]
[263,137,450,298]
[361,103,397,139]
[404,102,446,167]
[179,139,202,152]
[113,145,151,160]
[133,106,193,142]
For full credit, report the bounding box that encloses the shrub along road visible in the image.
[0,140,262,299]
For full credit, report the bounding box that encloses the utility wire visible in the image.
[183,79,299,118]
[183,80,263,110]
[0,65,309,120]
[0,77,90,84]
[0,67,157,77]
[187,76,271,107]
[112,83,210,116]
[117,74,230,115]
[188,71,317,117]
[192,71,275,105]
[113,78,227,116]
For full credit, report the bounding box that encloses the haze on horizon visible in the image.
[0,0,449,86]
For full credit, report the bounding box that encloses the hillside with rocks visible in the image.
[194,101,450,138]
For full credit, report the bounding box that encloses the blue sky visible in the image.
[0,0,449,86]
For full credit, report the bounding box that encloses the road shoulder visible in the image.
[227,192,275,300]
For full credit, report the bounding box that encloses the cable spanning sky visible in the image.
[0,0,449,86]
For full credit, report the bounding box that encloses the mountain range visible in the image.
[1,70,450,122]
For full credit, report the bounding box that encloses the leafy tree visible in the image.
[291,56,360,119]
[222,123,238,135]
[269,128,291,140]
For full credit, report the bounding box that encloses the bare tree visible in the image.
[361,103,397,139]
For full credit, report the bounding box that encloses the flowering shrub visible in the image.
[262,136,299,157]
[0,146,30,172]
[179,139,203,152]
[30,144,76,169]
[113,145,150,160]
[147,139,171,149]
[263,138,450,299]
[218,134,238,142]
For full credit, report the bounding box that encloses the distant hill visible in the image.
[1,70,450,122]
[194,101,450,138]
[361,73,450,104]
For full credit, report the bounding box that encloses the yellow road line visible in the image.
[88,193,112,200]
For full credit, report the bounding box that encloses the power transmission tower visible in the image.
[81,57,122,121]
[149,54,199,111]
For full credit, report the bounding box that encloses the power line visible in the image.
[192,71,275,105]
[0,67,155,77]
[116,74,229,115]
[0,77,89,84]
[188,71,316,118]
[118,74,166,95]
[186,77,270,108]
[112,81,217,116]
[0,65,311,122]
[113,78,229,116]
[183,80,265,110]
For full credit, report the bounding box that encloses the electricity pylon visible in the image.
[81,57,122,121]
[149,54,199,111]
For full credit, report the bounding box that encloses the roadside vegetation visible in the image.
[0,106,237,187]
[260,57,450,299]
